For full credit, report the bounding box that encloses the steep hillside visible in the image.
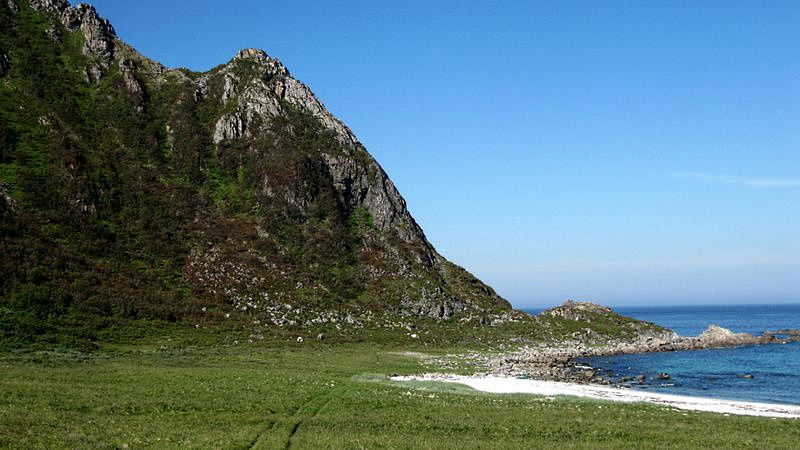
[0,0,511,347]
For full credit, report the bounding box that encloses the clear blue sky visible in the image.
[86,0,799,307]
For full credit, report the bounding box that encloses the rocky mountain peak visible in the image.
[234,48,271,62]
[12,0,116,81]
[202,46,436,249]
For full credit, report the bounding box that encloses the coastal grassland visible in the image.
[1,340,797,449]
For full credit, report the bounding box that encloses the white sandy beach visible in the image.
[392,375,800,419]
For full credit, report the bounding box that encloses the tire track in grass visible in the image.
[281,386,349,449]
[250,397,314,449]
[246,418,275,449]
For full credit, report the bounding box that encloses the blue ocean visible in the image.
[527,304,800,405]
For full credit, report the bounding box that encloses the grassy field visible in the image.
[1,336,798,449]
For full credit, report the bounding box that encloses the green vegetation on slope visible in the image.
[0,1,508,350]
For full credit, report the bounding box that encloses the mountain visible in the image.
[0,0,511,346]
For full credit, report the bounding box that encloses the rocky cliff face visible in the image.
[207,47,433,248]
[0,0,509,346]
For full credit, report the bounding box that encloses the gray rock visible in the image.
[118,58,143,96]
[69,4,116,74]
[696,324,755,346]
[0,181,14,217]
[29,0,116,82]
[28,0,68,13]
[0,51,9,77]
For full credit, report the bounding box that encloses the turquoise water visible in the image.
[525,304,800,405]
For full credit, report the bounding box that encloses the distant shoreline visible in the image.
[393,374,800,419]
[521,302,800,316]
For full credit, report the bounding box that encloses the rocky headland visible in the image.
[480,301,800,385]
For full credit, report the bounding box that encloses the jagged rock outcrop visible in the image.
[5,0,19,14]
[22,0,116,81]
[203,49,429,247]
[209,49,357,146]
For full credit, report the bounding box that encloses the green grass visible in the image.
[1,341,797,449]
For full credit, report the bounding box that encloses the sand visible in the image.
[392,374,800,419]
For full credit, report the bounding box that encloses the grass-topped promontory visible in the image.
[1,340,798,449]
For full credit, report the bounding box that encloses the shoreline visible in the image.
[393,374,800,419]
[481,324,800,385]
[410,321,800,417]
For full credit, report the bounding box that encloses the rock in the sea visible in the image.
[636,374,646,384]
[697,324,758,347]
